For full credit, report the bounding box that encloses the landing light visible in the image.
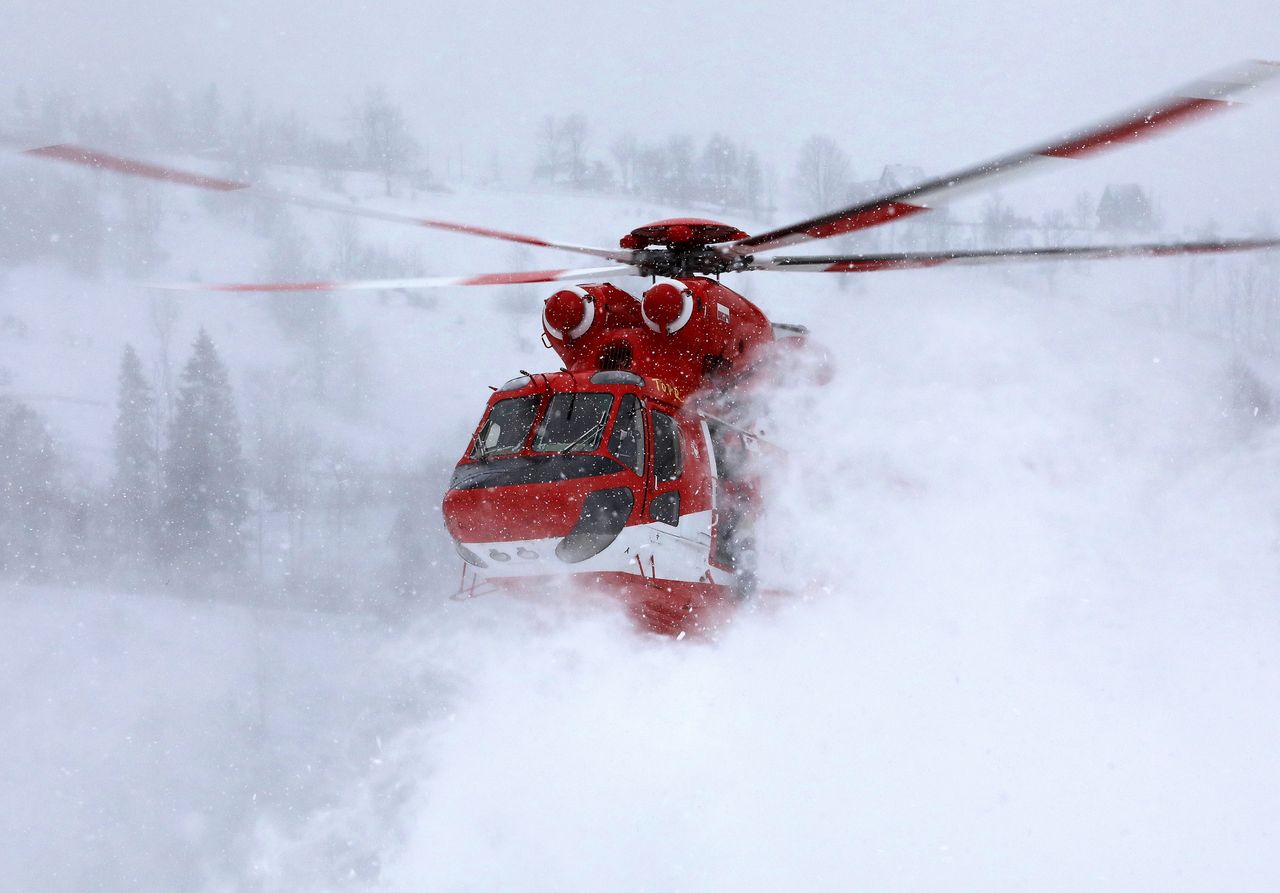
[456,542,487,568]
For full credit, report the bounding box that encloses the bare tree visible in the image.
[981,193,1028,249]
[352,87,420,196]
[611,132,639,193]
[561,114,589,186]
[794,135,851,213]
[701,133,738,210]
[1072,189,1096,230]
[1041,208,1072,248]
[187,83,224,154]
[664,134,696,204]
[535,114,590,186]
[535,115,563,182]
[741,150,764,217]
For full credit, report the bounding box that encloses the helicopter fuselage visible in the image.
[442,275,791,635]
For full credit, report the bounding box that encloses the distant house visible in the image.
[845,177,879,203]
[844,163,926,199]
[843,164,952,236]
[408,167,447,193]
[1097,184,1155,231]
[846,164,928,203]
[878,164,926,192]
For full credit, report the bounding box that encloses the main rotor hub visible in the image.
[620,218,750,250]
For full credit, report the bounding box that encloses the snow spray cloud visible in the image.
[252,266,1280,892]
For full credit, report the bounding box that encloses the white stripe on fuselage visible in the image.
[461,509,733,585]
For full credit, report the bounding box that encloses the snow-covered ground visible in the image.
[3,176,1280,890]
[0,582,392,891]
[259,267,1280,893]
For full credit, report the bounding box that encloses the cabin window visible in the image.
[470,395,540,459]
[708,423,751,482]
[533,393,614,453]
[649,491,680,525]
[651,410,683,483]
[608,394,646,475]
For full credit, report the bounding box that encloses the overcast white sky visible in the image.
[2,0,1279,226]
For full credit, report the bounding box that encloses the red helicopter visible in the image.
[11,60,1280,634]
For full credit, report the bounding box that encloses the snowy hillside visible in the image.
[0,164,735,474]
[3,164,1280,890]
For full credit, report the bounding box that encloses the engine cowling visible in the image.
[542,286,595,341]
[541,278,775,400]
[641,280,694,334]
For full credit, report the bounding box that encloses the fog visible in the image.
[5,0,1280,195]
[2,2,1280,890]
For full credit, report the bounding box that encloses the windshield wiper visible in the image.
[472,430,499,462]
[558,419,606,454]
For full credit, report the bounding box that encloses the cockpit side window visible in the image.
[470,394,541,459]
[607,394,645,475]
[533,393,614,453]
[651,410,683,483]
[708,423,751,481]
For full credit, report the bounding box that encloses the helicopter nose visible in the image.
[443,480,636,564]
[442,484,582,544]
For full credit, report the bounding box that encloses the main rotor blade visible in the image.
[146,264,640,293]
[749,238,1280,273]
[727,60,1280,257]
[11,141,633,263]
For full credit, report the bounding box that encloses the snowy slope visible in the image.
[3,174,1280,891]
[0,583,390,892]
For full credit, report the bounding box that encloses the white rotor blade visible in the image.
[8,141,633,263]
[146,265,641,293]
[750,238,1280,273]
[727,60,1280,257]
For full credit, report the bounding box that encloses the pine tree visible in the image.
[13,85,32,127]
[161,330,247,572]
[0,396,60,577]
[110,345,159,562]
[188,83,223,153]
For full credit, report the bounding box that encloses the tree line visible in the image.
[0,330,438,607]
[533,114,773,215]
[9,81,423,190]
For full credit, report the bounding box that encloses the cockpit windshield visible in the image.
[533,393,614,453]
[470,394,539,459]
